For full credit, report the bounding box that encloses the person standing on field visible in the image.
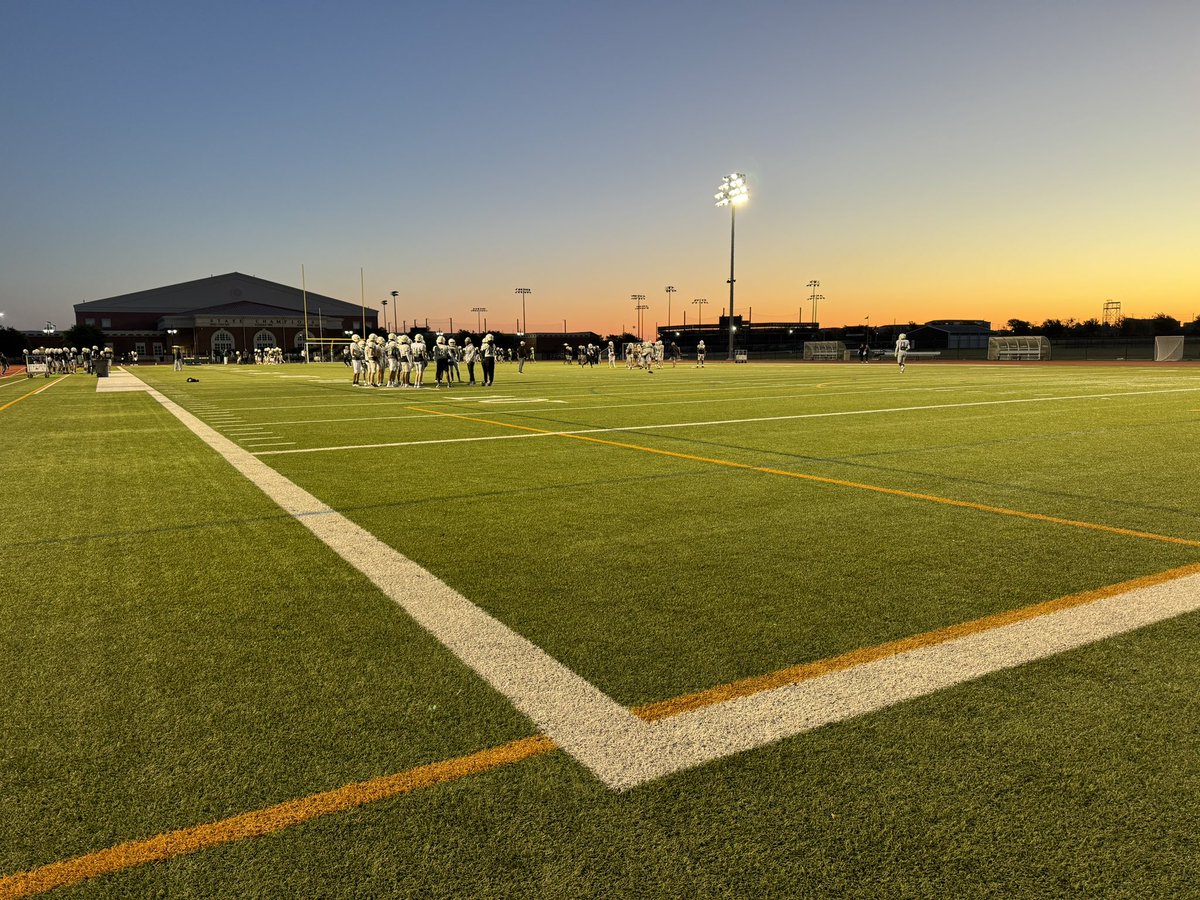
[463,337,479,384]
[895,333,910,373]
[696,339,706,367]
[481,333,497,386]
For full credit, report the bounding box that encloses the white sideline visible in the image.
[135,373,1200,791]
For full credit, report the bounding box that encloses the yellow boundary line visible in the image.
[6,562,1200,896]
[634,560,1200,720]
[404,406,1200,549]
[7,402,1200,895]
[0,377,64,413]
[0,737,555,898]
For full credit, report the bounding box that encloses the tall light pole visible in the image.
[472,307,488,332]
[632,294,648,340]
[715,173,749,360]
[390,291,399,332]
[664,285,676,330]
[692,298,708,329]
[515,287,531,335]
[381,297,388,334]
[807,280,821,324]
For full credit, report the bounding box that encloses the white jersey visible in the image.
[895,338,910,355]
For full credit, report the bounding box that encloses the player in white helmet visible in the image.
[895,332,910,373]
[385,334,399,386]
[481,333,496,386]
[349,335,365,385]
[412,333,427,387]
[696,339,706,367]
[433,334,450,387]
[398,334,413,386]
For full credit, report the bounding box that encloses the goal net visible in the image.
[299,337,353,363]
[1154,336,1184,362]
[988,335,1052,361]
[803,341,846,360]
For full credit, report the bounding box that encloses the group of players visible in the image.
[560,339,709,374]
[19,346,112,376]
[345,332,499,388]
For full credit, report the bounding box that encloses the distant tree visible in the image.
[1150,313,1181,335]
[1040,319,1066,339]
[0,325,29,356]
[1006,318,1033,335]
[1119,317,1152,337]
[64,323,106,349]
[1077,318,1102,337]
[1186,315,1200,336]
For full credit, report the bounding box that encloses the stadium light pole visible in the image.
[472,306,488,332]
[632,294,648,340]
[390,291,399,332]
[515,287,531,335]
[664,285,676,330]
[807,280,821,324]
[692,297,708,329]
[715,173,749,361]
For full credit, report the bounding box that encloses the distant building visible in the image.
[660,315,821,355]
[73,272,377,360]
[906,320,992,350]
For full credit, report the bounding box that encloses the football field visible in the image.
[2,358,1199,897]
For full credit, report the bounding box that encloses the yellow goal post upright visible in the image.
[987,335,1052,361]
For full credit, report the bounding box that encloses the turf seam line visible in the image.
[404,406,1200,549]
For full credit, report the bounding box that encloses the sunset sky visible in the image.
[2,1,1197,335]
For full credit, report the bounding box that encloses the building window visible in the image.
[101,318,111,328]
[85,317,95,326]
[152,342,163,357]
[253,329,278,350]
[135,342,146,356]
[211,329,234,357]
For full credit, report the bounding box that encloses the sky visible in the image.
[1,0,1197,335]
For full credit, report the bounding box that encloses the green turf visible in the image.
[3,361,1199,896]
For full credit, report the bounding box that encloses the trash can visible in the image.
[95,357,110,377]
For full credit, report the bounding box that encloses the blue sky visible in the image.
[2,1,1197,334]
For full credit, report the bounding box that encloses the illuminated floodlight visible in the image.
[714,172,749,207]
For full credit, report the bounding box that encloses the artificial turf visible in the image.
[2,360,1199,897]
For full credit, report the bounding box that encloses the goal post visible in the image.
[1154,336,1184,362]
[298,336,353,363]
[987,335,1051,361]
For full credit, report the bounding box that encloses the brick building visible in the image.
[73,273,378,361]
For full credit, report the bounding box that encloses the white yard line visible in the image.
[131,371,1200,791]
[254,385,1200,456]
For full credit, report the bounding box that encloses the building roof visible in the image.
[914,320,992,335]
[73,272,366,318]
